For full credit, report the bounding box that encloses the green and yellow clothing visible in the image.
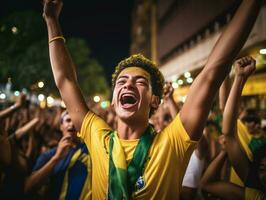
[78,112,197,199]
[230,120,266,186]
[245,187,266,200]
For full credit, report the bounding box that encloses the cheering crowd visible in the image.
[1,0,266,199]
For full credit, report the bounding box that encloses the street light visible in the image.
[38,81,44,88]
[0,93,6,100]
[38,94,45,101]
[184,72,191,78]
[93,95,101,103]
[259,49,266,55]
[177,79,183,85]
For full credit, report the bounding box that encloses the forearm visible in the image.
[46,18,78,88]
[15,118,39,140]
[164,98,179,119]
[0,104,21,120]
[222,76,246,137]
[206,0,261,72]
[24,156,58,192]
[219,76,231,112]
[25,135,34,158]
[201,151,227,186]
[223,75,251,182]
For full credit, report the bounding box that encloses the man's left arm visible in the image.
[180,0,262,141]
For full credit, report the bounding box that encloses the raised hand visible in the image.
[234,56,256,79]
[43,0,63,20]
[15,93,26,108]
[53,134,73,160]
[163,82,174,100]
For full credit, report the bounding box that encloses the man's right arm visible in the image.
[43,0,88,131]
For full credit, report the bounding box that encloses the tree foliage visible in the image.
[0,11,109,98]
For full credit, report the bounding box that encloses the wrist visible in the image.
[44,15,58,23]
[51,155,60,162]
[11,104,19,110]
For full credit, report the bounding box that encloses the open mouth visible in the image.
[67,127,76,133]
[120,94,138,108]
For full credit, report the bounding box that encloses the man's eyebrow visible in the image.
[117,75,149,81]
[117,75,129,80]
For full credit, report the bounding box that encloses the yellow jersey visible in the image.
[78,112,197,199]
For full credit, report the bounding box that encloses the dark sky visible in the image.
[0,0,133,84]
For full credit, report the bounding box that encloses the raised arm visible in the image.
[43,0,88,131]
[180,0,261,140]
[163,82,179,119]
[200,151,244,200]
[0,94,26,120]
[223,56,256,182]
[219,76,231,112]
[13,118,39,140]
[24,134,73,192]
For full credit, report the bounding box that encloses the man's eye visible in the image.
[137,80,147,85]
[117,80,126,85]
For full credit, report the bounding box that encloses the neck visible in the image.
[117,118,149,140]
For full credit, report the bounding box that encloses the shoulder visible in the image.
[33,148,57,171]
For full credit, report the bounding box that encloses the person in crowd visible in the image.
[24,111,91,200]
[43,0,261,198]
[0,94,39,200]
[201,56,266,199]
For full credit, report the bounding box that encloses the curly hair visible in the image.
[112,54,165,116]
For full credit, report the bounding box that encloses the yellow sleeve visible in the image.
[161,113,198,160]
[230,167,244,186]
[237,120,253,161]
[78,111,112,150]
[245,187,266,200]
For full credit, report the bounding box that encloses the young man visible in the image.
[42,0,261,198]
[24,111,91,200]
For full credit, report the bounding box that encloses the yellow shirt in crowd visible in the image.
[245,187,266,200]
[230,120,253,186]
[78,112,197,199]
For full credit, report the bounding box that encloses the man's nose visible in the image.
[123,79,135,89]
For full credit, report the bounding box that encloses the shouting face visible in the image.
[112,67,159,124]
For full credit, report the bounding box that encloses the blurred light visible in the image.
[93,95,101,103]
[38,81,44,88]
[14,91,20,96]
[61,101,66,108]
[177,79,183,85]
[184,72,191,78]
[186,77,193,84]
[40,101,46,109]
[259,49,266,55]
[181,96,187,103]
[171,75,178,82]
[1,25,6,32]
[11,26,18,34]
[0,93,6,99]
[100,101,110,109]
[38,94,45,101]
[47,96,54,105]
[172,82,179,89]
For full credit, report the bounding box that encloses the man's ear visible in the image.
[151,95,160,109]
[111,95,115,107]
